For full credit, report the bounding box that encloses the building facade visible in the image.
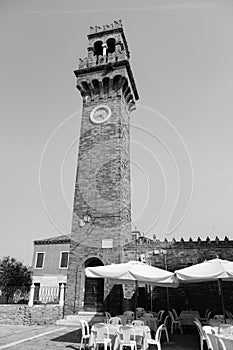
[31,234,70,305]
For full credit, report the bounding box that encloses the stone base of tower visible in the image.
[64,242,129,316]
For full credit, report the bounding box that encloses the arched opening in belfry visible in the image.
[93,40,103,56]
[84,258,104,311]
[92,79,100,97]
[113,75,122,95]
[106,38,116,54]
[103,77,110,97]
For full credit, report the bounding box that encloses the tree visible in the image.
[0,256,32,303]
[0,256,32,286]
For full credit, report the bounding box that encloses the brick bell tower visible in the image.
[65,20,139,315]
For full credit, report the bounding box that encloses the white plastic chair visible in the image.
[93,323,112,350]
[118,325,137,350]
[171,308,179,320]
[124,311,135,318]
[136,307,145,318]
[194,320,207,350]
[147,324,164,350]
[157,310,165,323]
[109,317,122,325]
[206,310,213,321]
[80,319,90,350]
[168,311,183,334]
[161,314,170,342]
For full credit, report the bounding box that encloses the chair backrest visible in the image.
[124,311,134,318]
[155,324,164,343]
[119,325,136,343]
[157,310,165,322]
[93,323,109,341]
[194,320,206,340]
[80,319,90,337]
[168,310,175,322]
[206,333,221,350]
[171,308,178,320]
[206,310,213,320]
[164,315,170,328]
[204,308,210,319]
[105,311,111,324]
[132,319,144,326]
[109,316,122,325]
[218,337,233,350]
[143,312,154,318]
[194,317,202,328]
[136,307,145,317]
[226,310,233,319]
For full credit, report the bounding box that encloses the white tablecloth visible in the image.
[114,325,151,350]
[89,324,119,348]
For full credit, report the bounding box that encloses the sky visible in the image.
[1,0,233,265]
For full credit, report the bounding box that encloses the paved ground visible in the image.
[0,324,200,350]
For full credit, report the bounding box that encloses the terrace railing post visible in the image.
[28,284,35,307]
[59,283,65,307]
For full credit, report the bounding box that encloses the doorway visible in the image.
[84,258,104,311]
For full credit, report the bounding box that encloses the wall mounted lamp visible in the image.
[79,211,92,227]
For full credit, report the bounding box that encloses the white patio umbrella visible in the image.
[175,258,233,322]
[86,260,178,286]
[85,260,178,314]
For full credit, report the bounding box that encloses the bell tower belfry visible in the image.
[65,20,139,314]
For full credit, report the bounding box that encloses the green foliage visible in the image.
[0,256,32,287]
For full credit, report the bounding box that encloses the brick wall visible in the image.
[0,305,63,325]
[122,237,233,316]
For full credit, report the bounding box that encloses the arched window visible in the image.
[93,40,103,56]
[106,38,116,54]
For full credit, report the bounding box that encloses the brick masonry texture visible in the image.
[65,93,133,314]
[0,305,63,325]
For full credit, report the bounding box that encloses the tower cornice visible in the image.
[74,60,139,101]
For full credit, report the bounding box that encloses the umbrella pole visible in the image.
[218,279,226,323]
[134,280,138,319]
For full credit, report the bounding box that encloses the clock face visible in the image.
[90,105,111,124]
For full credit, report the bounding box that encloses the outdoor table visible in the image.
[140,316,158,333]
[89,324,120,348]
[179,310,200,326]
[208,318,233,327]
[113,325,151,350]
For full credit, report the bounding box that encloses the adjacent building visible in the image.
[31,234,70,304]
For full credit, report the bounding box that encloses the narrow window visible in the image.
[93,40,103,56]
[60,252,69,269]
[35,252,44,269]
[106,38,116,54]
[34,283,40,303]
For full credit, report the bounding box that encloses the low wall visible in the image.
[0,304,63,325]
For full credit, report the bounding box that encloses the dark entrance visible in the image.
[84,258,104,311]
